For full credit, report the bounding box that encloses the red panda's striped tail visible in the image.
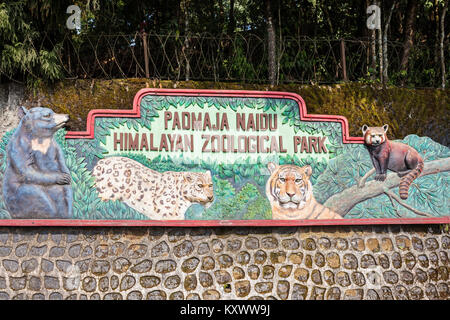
[399,159,424,200]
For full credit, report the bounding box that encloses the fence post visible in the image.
[142,32,150,79]
[340,39,348,82]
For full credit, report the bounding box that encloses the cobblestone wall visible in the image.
[0,225,448,300]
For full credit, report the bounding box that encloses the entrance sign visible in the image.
[0,89,448,226]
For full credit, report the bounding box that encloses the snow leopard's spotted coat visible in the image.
[93,156,214,220]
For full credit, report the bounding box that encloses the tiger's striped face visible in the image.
[266,162,313,210]
[362,124,388,146]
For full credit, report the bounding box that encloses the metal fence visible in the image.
[1,32,447,87]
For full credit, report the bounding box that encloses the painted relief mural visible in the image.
[0,89,448,225]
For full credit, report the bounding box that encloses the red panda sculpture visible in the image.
[362,124,424,200]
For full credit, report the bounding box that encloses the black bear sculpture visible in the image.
[2,106,73,219]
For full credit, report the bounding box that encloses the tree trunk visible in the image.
[277,1,282,85]
[400,0,418,80]
[373,1,384,83]
[228,0,235,37]
[434,0,440,75]
[383,1,396,83]
[367,0,377,79]
[180,0,190,81]
[440,0,448,89]
[224,0,235,61]
[340,39,348,81]
[265,0,277,86]
[218,0,224,34]
[142,32,150,79]
[378,22,383,83]
[371,29,377,79]
[322,1,334,35]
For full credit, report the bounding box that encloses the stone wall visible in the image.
[0,83,25,110]
[0,225,448,300]
[0,83,25,138]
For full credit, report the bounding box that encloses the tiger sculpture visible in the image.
[266,162,342,220]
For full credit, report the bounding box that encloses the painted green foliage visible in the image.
[0,130,13,219]
[314,135,450,218]
[57,130,148,220]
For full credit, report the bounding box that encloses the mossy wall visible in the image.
[29,79,449,146]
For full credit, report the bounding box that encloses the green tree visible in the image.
[0,1,72,86]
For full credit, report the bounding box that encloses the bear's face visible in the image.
[21,107,69,137]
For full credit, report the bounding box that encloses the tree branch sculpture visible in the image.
[323,158,450,217]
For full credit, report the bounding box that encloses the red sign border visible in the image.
[3,89,448,226]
